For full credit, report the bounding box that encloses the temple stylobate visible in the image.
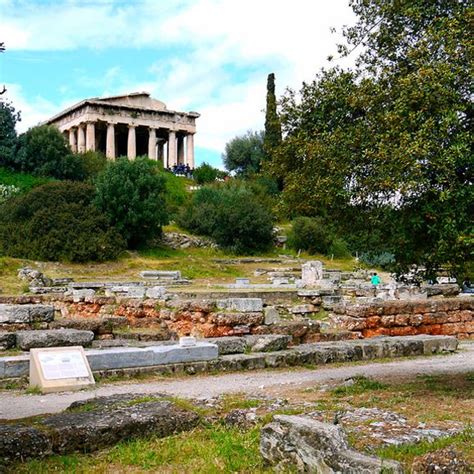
[45,92,199,168]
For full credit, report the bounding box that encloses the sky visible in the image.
[0,0,356,168]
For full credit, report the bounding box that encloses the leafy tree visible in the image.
[178,183,274,254]
[94,157,168,248]
[0,182,124,262]
[15,125,78,179]
[270,0,472,280]
[0,101,20,168]
[222,130,265,177]
[193,162,219,184]
[264,73,282,158]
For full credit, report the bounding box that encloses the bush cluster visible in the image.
[0,182,125,262]
[288,217,351,258]
[178,183,274,254]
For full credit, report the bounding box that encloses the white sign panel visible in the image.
[38,350,90,380]
[29,346,95,393]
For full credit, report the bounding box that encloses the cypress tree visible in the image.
[263,73,281,158]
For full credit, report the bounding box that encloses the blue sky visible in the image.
[0,0,355,168]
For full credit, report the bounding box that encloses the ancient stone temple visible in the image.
[45,92,199,168]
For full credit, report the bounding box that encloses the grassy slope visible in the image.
[0,167,52,191]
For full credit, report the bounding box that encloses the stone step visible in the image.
[0,304,54,325]
[0,335,457,379]
[15,329,95,351]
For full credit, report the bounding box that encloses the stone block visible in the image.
[264,306,281,325]
[291,304,316,314]
[0,332,16,350]
[16,329,94,350]
[145,286,167,299]
[260,415,402,473]
[205,336,247,355]
[301,261,323,287]
[246,335,290,352]
[217,298,263,313]
[72,289,96,303]
[0,304,54,325]
[139,270,181,280]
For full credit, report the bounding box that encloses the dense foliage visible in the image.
[288,217,350,258]
[94,157,168,248]
[0,101,20,168]
[269,0,473,280]
[222,130,265,177]
[178,183,274,253]
[193,162,219,184]
[0,182,124,262]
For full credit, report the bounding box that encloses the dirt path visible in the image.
[1,343,473,420]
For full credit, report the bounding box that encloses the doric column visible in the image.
[148,128,157,160]
[86,122,95,151]
[127,125,136,159]
[177,135,185,164]
[106,123,115,160]
[186,133,195,169]
[168,130,177,167]
[68,128,77,153]
[157,140,165,164]
[77,124,86,153]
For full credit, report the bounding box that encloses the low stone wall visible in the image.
[331,297,474,338]
[0,296,322,344]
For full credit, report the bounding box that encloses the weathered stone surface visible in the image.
[217,298,263,313]
[16,329,94,350]
[205,336,247,355]
[0,304,54,325]
[145,286,167,299]
[301,260,323,287]
[246,335,291,352]
[0,332,16,350]
[140,270,181,280]
[0,397,199,463]
[71,289,96,302]
[0,424,52,464]
[264,306,281,325]
[49,317,127,335]
[291,304,317,314]
[260,415,402,473]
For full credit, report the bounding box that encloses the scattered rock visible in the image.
[264,306,281,325]
[0,332,16,350]
[224,408,258,429]
[412,448,473,474]
[17,267,52,287]
[260,415,402,473]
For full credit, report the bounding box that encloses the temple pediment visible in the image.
[96,92,167,111]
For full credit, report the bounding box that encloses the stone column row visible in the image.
[66,123,195,168]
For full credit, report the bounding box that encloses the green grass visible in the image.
[331,376,388,396]
[12,425,277,474]
[0,167,52,191]
[375,427,474,467]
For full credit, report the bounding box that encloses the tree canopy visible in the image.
[269,0,473,280]
[222,130,265,177]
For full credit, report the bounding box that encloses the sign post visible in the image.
[29,346,95,393]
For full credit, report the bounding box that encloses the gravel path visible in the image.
[1,343,473,420]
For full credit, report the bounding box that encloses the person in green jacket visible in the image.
[371,272,381,296]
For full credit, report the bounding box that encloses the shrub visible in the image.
[328,238,351,258]
[178,183,274,253]
[94,157,168,248]
[193,162,219,184]
[0,182,125,262]
[79,150,108,180]
[162,170,189,219]
[359,251,395,269]
[287,217,335,255]
[15,125,76,178]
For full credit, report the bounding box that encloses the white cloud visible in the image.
[1,0,356,155]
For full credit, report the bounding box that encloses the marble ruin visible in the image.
[45,92,199,168]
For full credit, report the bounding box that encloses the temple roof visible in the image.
[45,92,199,125]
